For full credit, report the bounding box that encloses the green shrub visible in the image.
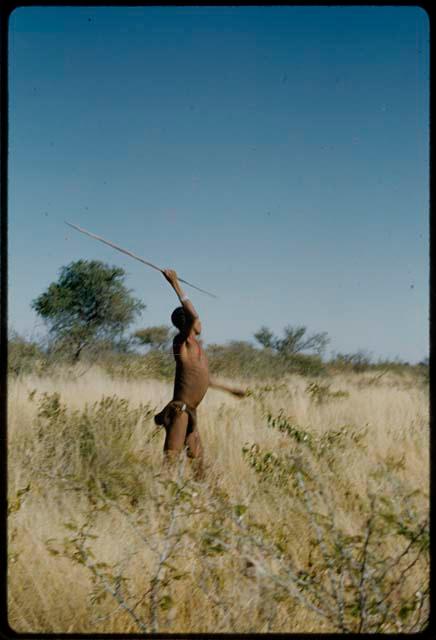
[329,351,373,373]
[206,342,326,379]
[8,333,45,376]
[30,391,156,501]
[101,350,174,381]
[306,382,349,403]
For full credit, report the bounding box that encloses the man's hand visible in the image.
[162,268,178,286]
[163,268,195,319]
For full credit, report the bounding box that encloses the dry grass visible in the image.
[8,366,429,633]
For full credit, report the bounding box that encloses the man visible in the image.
[154,269,245,473]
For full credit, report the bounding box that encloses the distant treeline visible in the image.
[9,259,428,380]
[8,329,428,381]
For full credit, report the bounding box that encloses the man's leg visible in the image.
[185,428,204,478]
[163,411,189,462]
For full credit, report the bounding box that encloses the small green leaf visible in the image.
[16,484,31,498]
[399,603,414,620]
[159,595,173,611]
[172,573,187,581]
[234,504,248,517]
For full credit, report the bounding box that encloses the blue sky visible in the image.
[8,6,429,362]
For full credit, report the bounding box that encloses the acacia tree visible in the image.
[133,325,173,351]
[253,326,275,349]
[254,325,329,357]
[32,260,145,362]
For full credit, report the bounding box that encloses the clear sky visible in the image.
[8,6,429,363]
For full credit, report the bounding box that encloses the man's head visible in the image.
[171,307,187,333]
[171,306,202,335]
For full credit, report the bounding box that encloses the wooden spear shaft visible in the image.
[65,221,218,299]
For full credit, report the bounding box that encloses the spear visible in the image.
[65,221,218,298]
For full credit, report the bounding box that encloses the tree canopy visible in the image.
[32,260,145,361]
[133,325,173,351]
[254,325,329,357]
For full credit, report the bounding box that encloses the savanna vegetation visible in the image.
[7,260,429,633]
[8,348,429,633]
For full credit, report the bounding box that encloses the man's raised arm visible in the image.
[162,268,200,330]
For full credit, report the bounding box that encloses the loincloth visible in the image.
[154,400,197,433]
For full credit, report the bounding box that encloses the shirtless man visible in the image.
[154,269,245,473]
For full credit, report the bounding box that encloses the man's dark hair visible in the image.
[171,306,186,332]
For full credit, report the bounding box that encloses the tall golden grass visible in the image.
[8,366,429,633]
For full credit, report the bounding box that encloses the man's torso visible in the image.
[172,334,209,408]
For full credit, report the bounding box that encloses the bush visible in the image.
[9,376,428,633]
[241,409,429,632]
[206,341,281,379]
[206,342,326,379]
[32,404,428,634]
[329,351,373,373]
[284,353,326,376]
[28,391,156,500]
[101,350,175,381]
[132,326,173,351]
[8,333,45,376]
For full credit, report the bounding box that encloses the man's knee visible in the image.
[186,429,203,459]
